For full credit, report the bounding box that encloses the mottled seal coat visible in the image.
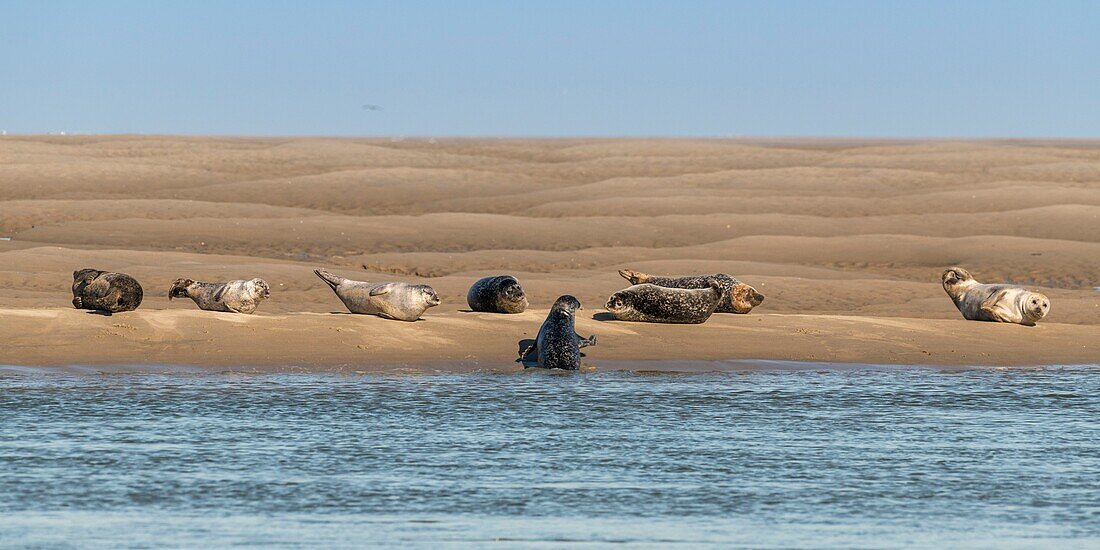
[466,275,528,313]
[71,268,143,313]
[315,269,440,322]
[517,295,597,370]
[169,278,271,314]
[605,281,723,324]
[941,267,1050,326]
[618,269,764,313]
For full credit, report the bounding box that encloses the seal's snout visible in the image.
[751,290,765,305]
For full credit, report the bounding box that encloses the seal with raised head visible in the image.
[314,268,440,321]
[169,278,271,314]
[618,269,764,314]
[467,275,528,314]
[605,281,723,324]
[941,267,1050,326]
[71,268,143,313]
[517,295,597,370]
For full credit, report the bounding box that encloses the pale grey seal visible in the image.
[942,267,1050,326]
[466,275,528,314]
[517,295,597,370]
[169,278,271,314]
[71,268,143,313]
[605,281,723,324]
[315,268,440,321]
[618,269,764,313]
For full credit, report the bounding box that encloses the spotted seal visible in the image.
[315,268,440,321]
[466,275,528,314]
[71,268,143,313]
[605,281,723,324]
[941,267,1050,326]
[516,295,597,370]
[618,269,764,313]
[169,278,271,314]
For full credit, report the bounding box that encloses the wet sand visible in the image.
[1,136,1097,370]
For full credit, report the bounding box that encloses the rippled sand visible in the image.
[1,136,1097,369]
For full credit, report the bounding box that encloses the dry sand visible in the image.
[1,136,1097,372]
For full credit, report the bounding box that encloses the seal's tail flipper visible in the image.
[618,269,648,284]
[313,269,344,290]
[168,278,193,301]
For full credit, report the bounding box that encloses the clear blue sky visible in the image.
[2,0,1097,137]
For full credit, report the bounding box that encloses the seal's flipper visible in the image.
[517,342,537,362]
[618,269,647,285]
[576,333,597,348]
[369,283,397,297]
[313,269,345,291]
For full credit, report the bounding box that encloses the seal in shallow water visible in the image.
[71,268,143,313]
[618,269,764,313]
[315,268,440,321]
[169,278,271,314]
[605,281,723,324]
[466,275,528,313]
[517,295,596,370]
[941,267,1050,326]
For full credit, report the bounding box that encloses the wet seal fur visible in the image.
[618,269,764,314]
[942,267,1050,326]
[606,281,723,324]
[315,268,440,322]
[467,275,528,313]
[71,268,143,313]
[169,278,271,314]
[517,295,596,370]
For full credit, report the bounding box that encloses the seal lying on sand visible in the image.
[467,275,528,313]
[517,295,596,370]
[606,281,723,324]
[71,268,143,313]
[169,278,271,314]
[618,269,764,313]
[941,267,1050,326]
[315,269,440,321]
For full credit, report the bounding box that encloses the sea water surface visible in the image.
[1,365,1099,548]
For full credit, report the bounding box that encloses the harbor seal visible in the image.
[169,278,271,314]
[466,275,528,313]
[618,269,764,313]
[517,295,597,370]
[315,268,440,321]
[71,268,143,313]
[941,267,1050,326]
[605,281,723,324]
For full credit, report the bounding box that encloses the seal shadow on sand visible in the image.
[326,311,427,321]
[592,312,617,322]
[515,338,589,369]
[84,310,115,317]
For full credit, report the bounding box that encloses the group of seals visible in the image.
[618,270,765,314]
[942,267,1050,326]
[71,268,271,315]
[69,264,1051,372]
[606,269,765,324]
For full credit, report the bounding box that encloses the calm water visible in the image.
[2,365,1099,548]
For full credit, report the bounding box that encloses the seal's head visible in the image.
[168,278,195,300]
[605,290,631,318]
[941,267,976,296]
[248,278,271,301]
[552,295,582,316]
[498,278,528,313]
[417,285,441,308]
[728,282,765,313]
[1022,291,1051,323]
